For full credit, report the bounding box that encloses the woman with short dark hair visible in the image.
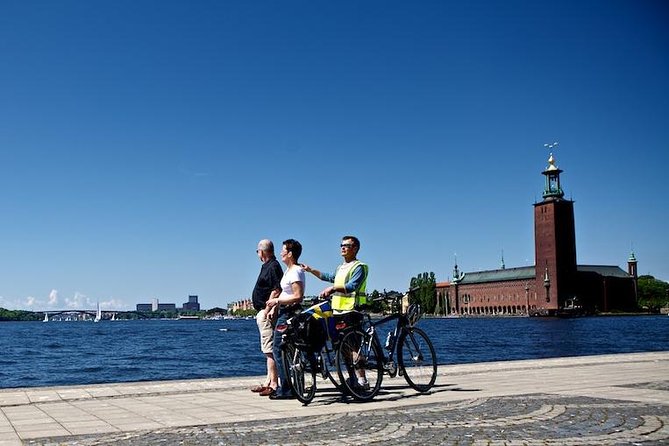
[265,239,305,399]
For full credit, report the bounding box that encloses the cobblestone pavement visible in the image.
[26,389,669,446]
[6,353,669,446]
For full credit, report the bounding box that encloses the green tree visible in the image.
[409,272,437,314]
[366,289,392,314]
[0,308,42,322]
[637,275,669,313]
[207,307,228,316]
[232,308,257,318]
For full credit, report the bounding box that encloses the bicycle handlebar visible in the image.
[302,296,330,306]
[305,287,417,308]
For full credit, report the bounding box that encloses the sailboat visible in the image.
[94,302,102,322]
[43,312,48,322]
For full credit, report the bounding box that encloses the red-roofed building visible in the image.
[436,153,638,317]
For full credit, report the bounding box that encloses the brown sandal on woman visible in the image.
[259,387,276,397]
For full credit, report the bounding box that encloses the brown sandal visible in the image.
[259,387,276,397]
[250,385,269,393]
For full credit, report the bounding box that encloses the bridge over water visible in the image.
[40,310,150,321]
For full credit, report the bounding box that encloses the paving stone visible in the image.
[24,394,669,446]
[7,352,669,446]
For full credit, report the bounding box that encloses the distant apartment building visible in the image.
[136,299,176,312]
[182,295,200,311]
[136,295,199,312]
[229,298,253,313]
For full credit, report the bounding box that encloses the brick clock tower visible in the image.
[533,152,577,313]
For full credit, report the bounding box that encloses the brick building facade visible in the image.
[436,153,638,316]
[229,298,253,313]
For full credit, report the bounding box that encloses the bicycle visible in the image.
[278,298,352,405]
[335,290,438,402]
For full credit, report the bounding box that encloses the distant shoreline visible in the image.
[1,311,664,322]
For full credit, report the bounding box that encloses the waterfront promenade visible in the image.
[1,352,668,445]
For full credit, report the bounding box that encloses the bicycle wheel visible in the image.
[320,346,343,391]
[397,326,437,392]
[335,329,383,401]
[282,343,317,405]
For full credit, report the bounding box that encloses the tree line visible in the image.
[0,308,42,321]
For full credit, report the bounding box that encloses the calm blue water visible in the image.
[1,315,668,389]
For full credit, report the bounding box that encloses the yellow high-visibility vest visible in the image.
[332,260,368,311]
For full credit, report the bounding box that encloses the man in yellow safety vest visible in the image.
[302,235,368,312]
[302,235,370,391]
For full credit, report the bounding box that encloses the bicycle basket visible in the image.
[406,303,422,327]
[291,311,327,352]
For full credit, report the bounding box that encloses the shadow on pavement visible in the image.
[308,382,473,406]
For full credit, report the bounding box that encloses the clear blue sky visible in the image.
[1,0,667,311]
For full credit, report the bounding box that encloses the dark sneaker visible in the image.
[347,377,370,392]
[269,393,295,400]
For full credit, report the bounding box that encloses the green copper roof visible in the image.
[457,264,630,284]
[459,266,535,284]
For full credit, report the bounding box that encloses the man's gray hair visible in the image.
[257,239,274,253]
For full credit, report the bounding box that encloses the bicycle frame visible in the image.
[334,289,437,401]
[281,298,350,387]
[360,303,408,378]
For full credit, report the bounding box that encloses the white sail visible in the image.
[94,303,102,322]
[43,313,48,322]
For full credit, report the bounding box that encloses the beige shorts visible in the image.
[256,309,275,354]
